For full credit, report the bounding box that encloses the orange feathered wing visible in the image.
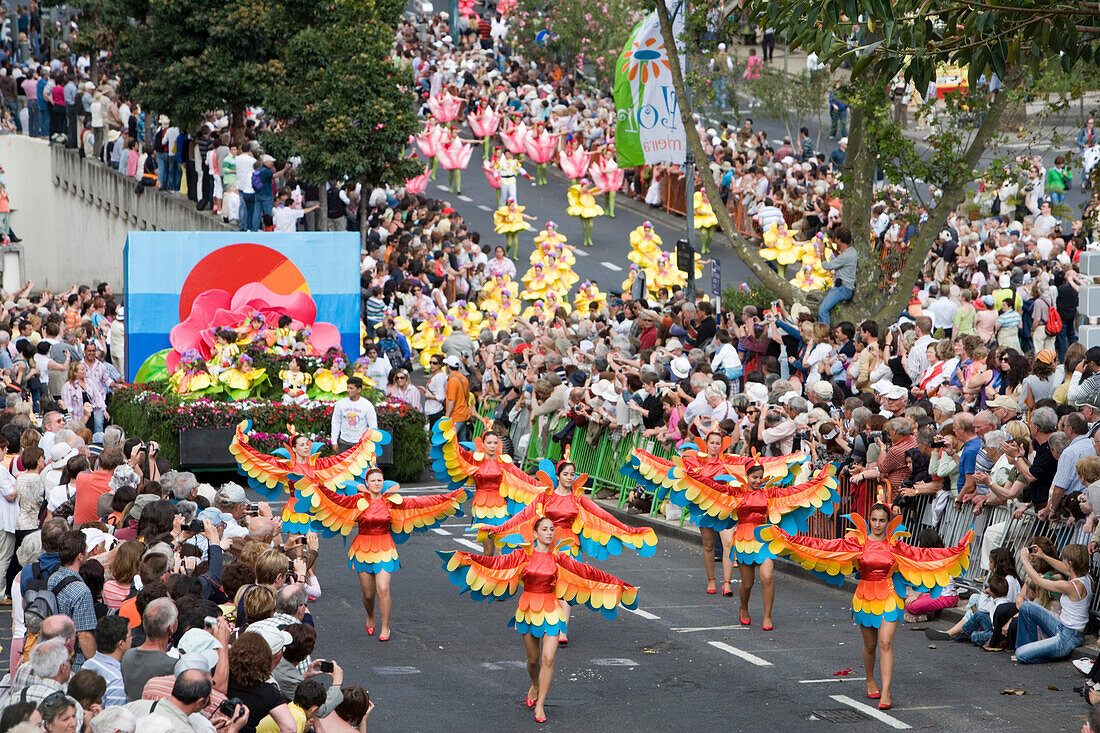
[438,547,527,601]
[229,420,293,497]
[554,553,639,618]
[498,461,545,506]
[389,488,469,543]
[295,478,364,536]
[756,524,863,586]
[764,464,841,533]
[308,429,388,488]
[572,495,658,560]
[659,459,743,530]
[891,527,974,594]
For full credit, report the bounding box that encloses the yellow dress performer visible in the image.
[448,300,484,337]
[628,221,664,270]
[217,354,268,397]
[411,314,452,368]
[520,263,556,301]
[532,221,567,251]
[693,191,719,254]
[566,179,604,246]
[494,199,534,257]
[573,281,607,314]
[542,252,579,292]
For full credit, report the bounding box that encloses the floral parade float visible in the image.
[121,281,429,481]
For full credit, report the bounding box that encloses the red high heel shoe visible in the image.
[878,700,892,710]
[739,611,751,626]
[706,581,717,595]
[721,582,733,597]
[762,621,773,631]
[378,631,390,642]
[867,691,881,700]
[525,695,536,709]
[365,624,375,636]
[535,713,547,723]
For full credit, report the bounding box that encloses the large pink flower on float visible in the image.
[437,136,473,171]
[497,0,516,15]
[166,282,341,373]
[499,119,528,155]
[427,92,463,123]
[405,167,431,194]
[523,128,556,164]
[416,121,443,158]
[467,105,501,138]
[589,155,624,193]
[559,146,590,180]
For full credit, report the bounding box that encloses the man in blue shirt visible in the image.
[35,68,48,138]
[955,413,983,497]
[19,517,66,598]
[1046,412,1096,519]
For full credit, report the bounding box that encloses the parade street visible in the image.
[429,142,755,297]
[308,486,1081,732]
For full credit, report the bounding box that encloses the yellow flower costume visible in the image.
[520,299,551,323]
[693,191,719,253]
[574,282,608,313]
[313,368,349,397]
[628,224,664,270]
[207,341,239,376]
[448,300,483,337]
[494,203,533,257]
[170,368,216,396]
[520,263,557,301]
[566,183,604,246]
[218,359,268,398]
[533,223,567,250]
[411,314,451,368]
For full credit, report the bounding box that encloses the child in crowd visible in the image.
[222,183,240,223]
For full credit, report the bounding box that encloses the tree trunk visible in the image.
[865,71,1019,323]
[654,0,800,303]
[319,181,328,231]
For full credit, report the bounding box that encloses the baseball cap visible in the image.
[883,385,908,400]
[443,355,461,368]
[929,397,956,415]
[215,483,247,505]
[777,391,798,404]
[1035,349,1056,365]
[178,628,223,655]
[988,395,1019,413]
[249,625,293,655]
[175,651,219,676]
[811,382,833,399]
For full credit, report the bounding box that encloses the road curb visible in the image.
[595,496,1100,654]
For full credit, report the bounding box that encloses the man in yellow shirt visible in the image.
[257,680,325,733]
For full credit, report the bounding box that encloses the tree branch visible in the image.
[868,69,1020,323]
[653,0,799,301]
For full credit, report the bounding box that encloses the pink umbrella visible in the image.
[427,92,463,124]
[589,156,624,193]
[416,123,443,158]
[405,167,431,194]
[467,105,501,139]
[523,128,556,164]
[559,145,590,180]
[437,137,473,171]
[500,119,528,155]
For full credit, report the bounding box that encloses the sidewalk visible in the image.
[592,494,1100,655]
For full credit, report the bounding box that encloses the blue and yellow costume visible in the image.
[438,541,638,637]
[229,420,390,534]
[299,479,466,573]
[757,514,972,627]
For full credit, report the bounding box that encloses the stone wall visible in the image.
[0,136,232,290]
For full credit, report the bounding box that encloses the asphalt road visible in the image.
[422,142,754,300]
[307,484,1088,732]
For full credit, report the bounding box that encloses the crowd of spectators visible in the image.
[0,283,374,733]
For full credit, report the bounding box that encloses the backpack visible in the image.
[1045,304,1063,336]
[23,562,80,634]
[251,169,263,192]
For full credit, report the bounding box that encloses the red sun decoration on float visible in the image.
[178,243,311,321]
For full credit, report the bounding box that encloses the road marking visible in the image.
[454,538,483,551]
[798,676,865,684]
[373,666,421,675]
[591,658,638,667]
[624,607,660,620]
[431,528,450,536]
[571,248,589,257]
[671,625,747,633]
[458,195,472,202]
[830,695,911,730]
[476,204,492,211]
[600,262,623,271]
[436,185,449,192]
[707,641,772,667]
[441,523,467,528]
[481,661,527,671]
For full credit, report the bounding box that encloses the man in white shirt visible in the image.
[754,197,785,230]
[1032,200,1058,237]
[907,316,936,382]
[330,377,378,452]
[925,284,958,334]
[234,144,257,232]
[0,461,14,602]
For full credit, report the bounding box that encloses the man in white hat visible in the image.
[879,384,909,418]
